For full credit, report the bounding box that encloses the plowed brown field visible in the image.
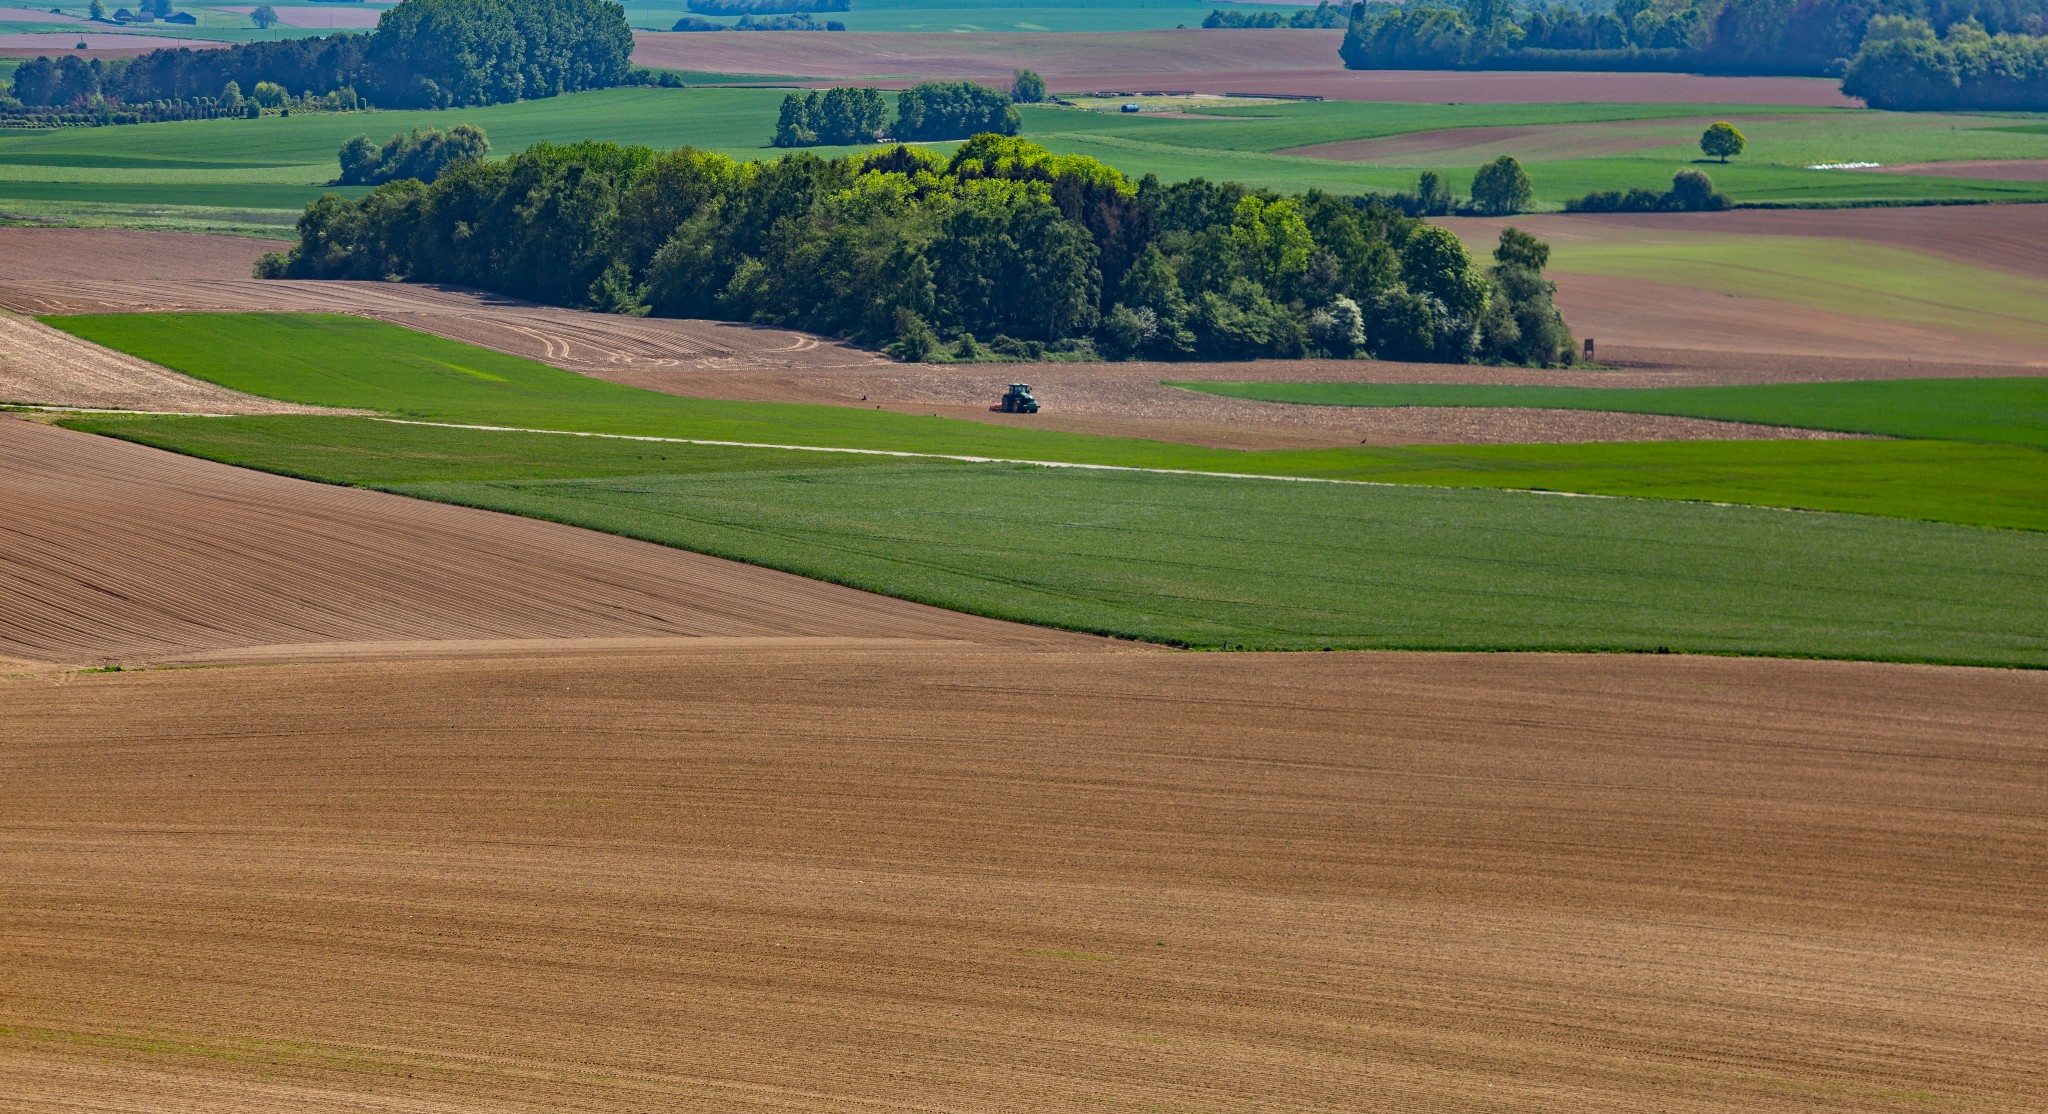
[0,416,1081,665]
[631,31,1855,106]
[3,646,2043,1111]
[0,228,1893,447]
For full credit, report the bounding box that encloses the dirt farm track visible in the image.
[3,218,2047,1108]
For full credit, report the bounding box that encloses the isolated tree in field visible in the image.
[1469,155,1531,216]
[1011,68,1047,104]
[87,0,105,20]
[250,4,277,28]
[1701,121,1744,162]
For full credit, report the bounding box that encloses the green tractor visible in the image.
[991,383,1040,414]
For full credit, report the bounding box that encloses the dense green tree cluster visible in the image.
[1203,2,1347,29]
[687,0,847,12]
[261,135,1572,366]
[365,0,632,108]
[1342,0,2048,106]
[8,0,631,110]
[775,82,1020,148]
[1468,155,1532,215]
[894,81,1022,142]
[338,124,490,185]
[774,87,886,146]
[1565,168,1731,212]
[1845,18,2048,108]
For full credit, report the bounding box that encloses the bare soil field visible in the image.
[3,644,2043,1111]
[0,31,216,53]
[0,416,1078,665]
[1282,114,1797,163]
[0,228,1906,447]
[723,360,1861,448]
[636,28,1345,81]
[637,31,1855,106]
[0,6,86,21]
[1857,158,2048,182]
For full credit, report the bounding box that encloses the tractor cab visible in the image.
[991,383,1040,414]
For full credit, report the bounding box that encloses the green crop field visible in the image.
[32,310,2048,665]
[1169,377,2048,530]
[5,83,2047,233]
[57,411,2048,665]
[37,312,2046,531]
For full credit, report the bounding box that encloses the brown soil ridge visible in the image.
[3,647,2042,1110]
[0,416,1088,665]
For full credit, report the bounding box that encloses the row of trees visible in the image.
[1844,17,2048,108]
[4,58,359,123]
[7,0,631,110]
[774,82,1022,147]
[1564,168,1732,212]
[674,12,845,29]
[1202,3,1348,29]
[259,136,1573,367]
[338,124,490,185]
[1343,0,2048,105]
[773,87,887,146]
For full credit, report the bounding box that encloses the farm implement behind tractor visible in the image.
[992,384,1040,414]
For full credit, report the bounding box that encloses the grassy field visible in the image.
[38,312,2048,531]
[57,411,2048,664]
[5,86,2047,232]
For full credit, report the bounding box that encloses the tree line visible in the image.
[1844,16,2048,108]
[673,12,845,29]
[774,81,1022,147]
[1341,0,2048,106]
[259,135,1572,367]
[1202,3,1348,29]
[6,0,630,110]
